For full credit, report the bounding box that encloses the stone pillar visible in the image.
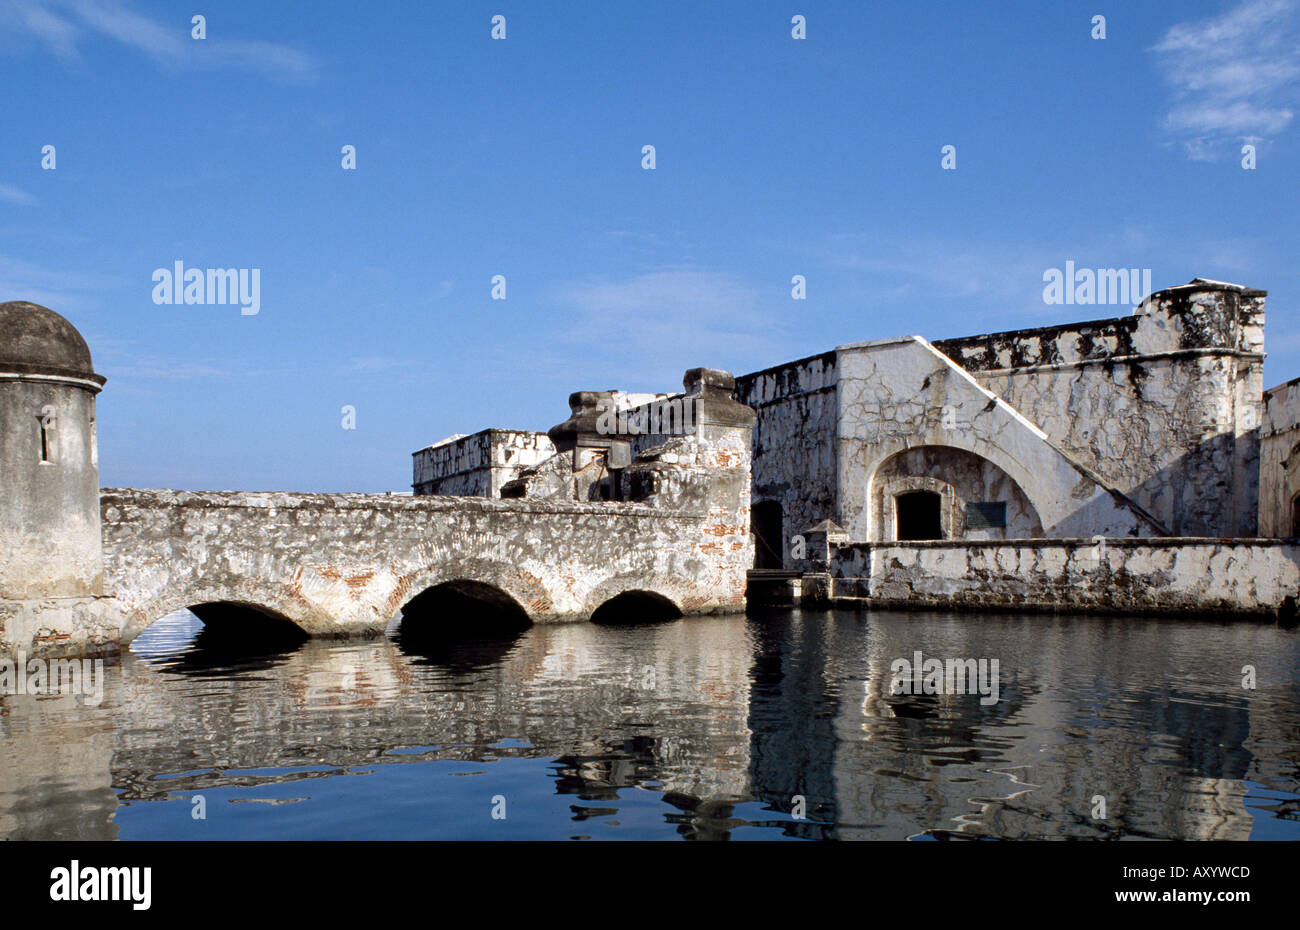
[543,391,616,499]
[548,391,621,464]
[0,301,111,657]
[676,369,756,610]
[564,369,757,610]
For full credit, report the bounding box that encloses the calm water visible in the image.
[2,608,1299,841]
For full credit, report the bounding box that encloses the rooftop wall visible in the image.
[412,429,555,497]
[933,279,1266,372]
[932,316,1139,372]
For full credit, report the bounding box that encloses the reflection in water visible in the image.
[1,608,1298,840]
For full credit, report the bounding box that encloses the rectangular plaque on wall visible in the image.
[965,501,1007,529]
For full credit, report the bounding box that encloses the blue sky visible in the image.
[2,0,1298,491]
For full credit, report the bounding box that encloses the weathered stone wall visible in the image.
[935,282,1265,537]
[0,373,109,659]
[509,371,752,510]
[969,355,1253,536]
[99,485,747,644]
[835,337,1160,541]
[0,380,103,600]
[933,315,1140,371]
[620,393,699,459]
[826,538,1300,615]
[733,352,838,560]
[412,429,555,497]
[1260,377,1300,537]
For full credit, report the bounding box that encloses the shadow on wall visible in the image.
[870,445,1044,542]
[1120,430,1254,538]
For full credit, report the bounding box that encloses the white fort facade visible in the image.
[415,278,1300,617]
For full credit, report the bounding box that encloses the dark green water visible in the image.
[2,608,1298,840]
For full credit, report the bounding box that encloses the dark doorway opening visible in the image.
[896,490,943,540]
[752,500,784,568]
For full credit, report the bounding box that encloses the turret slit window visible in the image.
[38,405,55,464]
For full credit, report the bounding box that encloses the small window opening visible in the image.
[37,409,55,464]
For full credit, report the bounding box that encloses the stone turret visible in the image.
[0,301,109,656]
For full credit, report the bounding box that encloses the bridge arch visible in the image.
[396,578,532,639]
[120,581,318,645]
[129,601,311,660]
[584,576,685,624]
[590,590,683,624]
[390,559,554,626]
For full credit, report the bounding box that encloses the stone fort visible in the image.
[4,277,1300,658]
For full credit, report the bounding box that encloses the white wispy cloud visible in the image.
[549,267,793,387]
[1152,0,1300,158]
[0,253,123,311]
[819,233,1052,304]
[341,356,418,374]
[106,361,235,380]
[0,183,36,205]
[0,0,319,83]
[809,224,1257,333]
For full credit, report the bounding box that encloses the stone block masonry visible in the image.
[821,538,1300,617]
[411,429,556,496]
[98,488,748,646]
[1260,376,1300,537]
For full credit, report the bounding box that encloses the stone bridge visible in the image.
[21,371,753,656]
[0,296,756,657]
[99,484,751,647]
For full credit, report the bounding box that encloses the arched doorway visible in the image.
[895,490,943,540]
[869,445,1043,541]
